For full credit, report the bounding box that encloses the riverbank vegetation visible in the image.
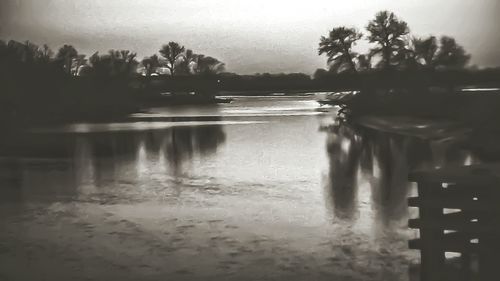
[0,39,227,127]
[316,10,471,75]
[315,10,500,126]
[1,10,499,128]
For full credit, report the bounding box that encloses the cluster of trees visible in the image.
[0,40,147,125]
[141,41,225,76]
[0,39,228,125]
[0,39,225,78]
[317,11,471,76]
[0,40,140,78]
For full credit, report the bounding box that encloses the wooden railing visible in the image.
[408,165,500,281]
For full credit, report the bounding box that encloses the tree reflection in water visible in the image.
[0,120,226,203]
[323,120,474,228]
[162,122,226,176]
[74,121,227,191]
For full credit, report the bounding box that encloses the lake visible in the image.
[0,95,472,281]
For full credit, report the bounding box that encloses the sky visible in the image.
[1,0,499,74]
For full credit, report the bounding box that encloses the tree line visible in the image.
[144,42,225,76]
[316,10,471,77]
[0,39,228,126]
[0,39,225,78]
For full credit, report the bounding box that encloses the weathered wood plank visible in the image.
[408,164,500,280]
[406,196,500,211]
[409,216,500,233]
[418,182,445,281]
[409,232,480,253]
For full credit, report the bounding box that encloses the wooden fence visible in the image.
[408,165,500,280]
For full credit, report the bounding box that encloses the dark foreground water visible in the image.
[0,96,474,281]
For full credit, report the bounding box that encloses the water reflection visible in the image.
[0,120,226,203]
[1,97,455,281]
[324,120,475,228]
[323,124,361,220]
[162,123,226,175]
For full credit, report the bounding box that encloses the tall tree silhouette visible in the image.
[411,35,470,69]
[318,27,362,73]
[22,41,43,64]
[111,50,138,76]
[193,55,225,75]
[84,50,138,77]
[141,54,160,76]
[159,42,185,76]
[412,36,438,68]
[366,11,410,69]
[434,36,470,69]
[56,44,78,75]
[2,41,57,66]
[176,49,196,75]
[39,44,54,64]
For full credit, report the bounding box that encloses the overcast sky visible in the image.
[1,0,499,74]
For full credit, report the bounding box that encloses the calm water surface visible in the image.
[1,95,467,281]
